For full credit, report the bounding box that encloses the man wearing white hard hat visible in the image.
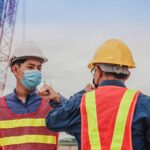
[38,39,150,150]
[0,42,58,150]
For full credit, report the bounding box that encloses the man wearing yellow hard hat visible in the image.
[39,39,150,150]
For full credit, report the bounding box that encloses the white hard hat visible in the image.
[9,41,48,66]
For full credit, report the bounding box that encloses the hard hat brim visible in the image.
[88,61,136,70]
[9,56,48,67]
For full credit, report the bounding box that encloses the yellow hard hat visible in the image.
[88,39,136,70]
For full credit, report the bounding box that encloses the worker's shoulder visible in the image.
[0,93,13,102]
[0,93,16,101]
[137,92,150,105]
[5,92,15,98]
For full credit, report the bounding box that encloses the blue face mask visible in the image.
[20,70,42,90]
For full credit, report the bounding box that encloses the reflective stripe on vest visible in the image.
[85,89,137,150]
[0,135,56,146]
[85,91,101,150]
[0,97,58,149]
[110,89,137,150]
[0,118,57,146]
[0,118,45,129]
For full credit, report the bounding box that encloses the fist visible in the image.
[37,84,60,102]
[84,84,95,92]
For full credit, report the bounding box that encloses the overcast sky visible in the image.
[4,0,150,97]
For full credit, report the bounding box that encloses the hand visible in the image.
[37,84,60,102]
[84,84,95,92]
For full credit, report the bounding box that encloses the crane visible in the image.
[0,0,19,95]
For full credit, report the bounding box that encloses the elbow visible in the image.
[45,114,60,132]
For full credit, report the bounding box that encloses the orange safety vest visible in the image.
[81,86,140,150]
[0,97,58,150]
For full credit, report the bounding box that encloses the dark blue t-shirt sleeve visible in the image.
[132,93,150,150]
[49,90,85,108]
[49,94,68,108]
[46,90,85,133]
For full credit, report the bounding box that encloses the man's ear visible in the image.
[96,66,102,77]
[11,65,19,76]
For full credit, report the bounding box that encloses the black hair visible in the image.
[11,59,28,67]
